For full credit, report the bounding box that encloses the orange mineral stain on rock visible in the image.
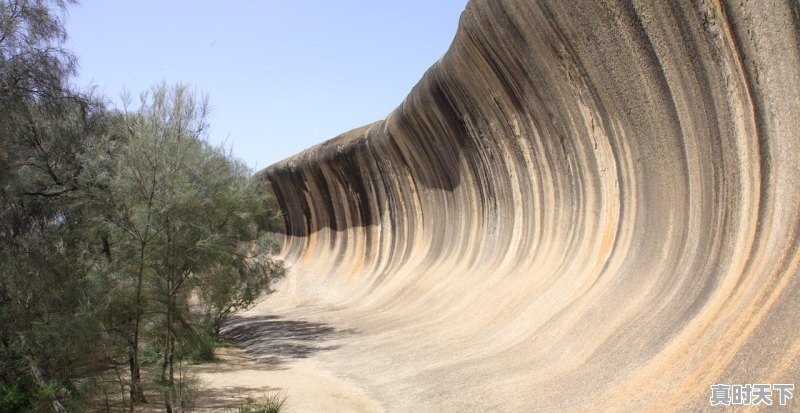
[254,0,800,411]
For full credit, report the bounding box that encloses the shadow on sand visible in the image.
[180,315,358,411]
[221,315,357,366]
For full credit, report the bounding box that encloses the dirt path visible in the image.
[189,309,383,413]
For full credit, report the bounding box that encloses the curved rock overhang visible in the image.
[260,1,800,410]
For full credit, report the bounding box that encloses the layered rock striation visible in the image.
[261,1,800,410]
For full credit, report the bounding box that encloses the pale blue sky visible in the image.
[65,1,468,171]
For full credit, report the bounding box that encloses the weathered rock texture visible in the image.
[260,1,800,411]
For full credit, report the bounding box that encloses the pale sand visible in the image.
[190,344,383,412]
[186,299,385,413]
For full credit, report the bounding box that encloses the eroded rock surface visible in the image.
[260,1,800,411]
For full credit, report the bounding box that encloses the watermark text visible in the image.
[710,383,794,406]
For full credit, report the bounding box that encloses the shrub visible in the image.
[235,392,287,413]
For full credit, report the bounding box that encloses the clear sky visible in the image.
[65,1,468,172]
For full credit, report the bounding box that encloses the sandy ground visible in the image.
[189,316,383,413]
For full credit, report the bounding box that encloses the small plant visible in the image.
[193,334,218,363]
[180,332,218,363]
[0,380,33,412]
[176,372,201,412]
[235,392,287,413]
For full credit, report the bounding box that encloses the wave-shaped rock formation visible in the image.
[260,1,800,411]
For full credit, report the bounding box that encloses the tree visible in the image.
[198,233,284,341]
[96,84,284,412]
[0,0,76,102]
[0,2,286,410]
[0,1,111,411]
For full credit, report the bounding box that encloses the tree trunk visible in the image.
[161,338,173,413]
[127,334,145,408]
[168,337,175,413]
[162,289,174,413]
[213,316,222,341]
[113,360,127,411]
[129,244,148,411]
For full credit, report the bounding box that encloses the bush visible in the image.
[235,392,287,413]
[0,379,33,412]
[183,332,218,363]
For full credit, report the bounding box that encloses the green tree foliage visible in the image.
[0,0,76,102]
[0,2,286,411]
[92,84,284,412]
[0,1,109,411]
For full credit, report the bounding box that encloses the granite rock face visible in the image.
[261,1,800,410]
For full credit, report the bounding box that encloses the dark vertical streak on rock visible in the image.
[258,1,800,411]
